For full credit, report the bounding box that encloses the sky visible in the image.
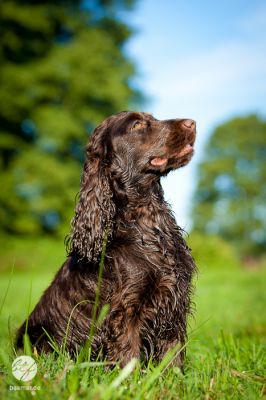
[123,0,266,230]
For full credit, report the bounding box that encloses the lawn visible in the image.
[0,237,265,399]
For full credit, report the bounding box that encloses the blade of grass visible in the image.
[136,342,188,400]
[101,358,138,400]
[82,228,109,360]
[24,279,32,338]
[0,262,14,316]
[62,299,92,355]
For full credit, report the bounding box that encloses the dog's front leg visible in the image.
[155,338,184,371]
[104,307,141,367]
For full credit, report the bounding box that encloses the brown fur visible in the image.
[17,111,197,368]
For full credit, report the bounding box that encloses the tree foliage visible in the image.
[0,0,141,236]
[192,115,266,257]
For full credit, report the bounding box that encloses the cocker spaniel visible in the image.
[17,111,196,368]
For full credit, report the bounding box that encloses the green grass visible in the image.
[0,239,265,399]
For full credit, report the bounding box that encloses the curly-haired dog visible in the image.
[17,111,196,368]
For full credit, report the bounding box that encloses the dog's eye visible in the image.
[132,121,144,130]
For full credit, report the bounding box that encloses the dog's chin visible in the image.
[160,156,193,175]
[149,145,194,173]
[171,147,194,169]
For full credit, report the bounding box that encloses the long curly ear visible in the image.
[70,122,116,262]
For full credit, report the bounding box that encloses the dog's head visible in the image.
[70,111,196,262]
[88,111,196,175]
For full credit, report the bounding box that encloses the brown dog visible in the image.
[17,111,196,368]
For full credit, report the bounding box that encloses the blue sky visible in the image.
[122,0,266,229]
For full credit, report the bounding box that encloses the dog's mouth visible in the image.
[173,143,194,158]
[150,142,194,167]
[150,156,168,167]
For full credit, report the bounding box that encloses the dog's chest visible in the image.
[107,205,191,316]
[110,221,182,304]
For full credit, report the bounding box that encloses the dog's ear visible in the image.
[70,120,116,262]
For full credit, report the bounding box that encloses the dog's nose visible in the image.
[181,119,196,130]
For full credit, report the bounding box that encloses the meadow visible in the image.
[0,236,265,399]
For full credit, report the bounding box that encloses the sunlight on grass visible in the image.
[0,244,265,399]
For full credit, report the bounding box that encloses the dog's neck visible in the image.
[109,169,180,239]
[113,178,185,263]
[113,176,163,213]
[114,180,178,236]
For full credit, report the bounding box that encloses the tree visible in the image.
[0,0,141,236]
[192,115,266,257]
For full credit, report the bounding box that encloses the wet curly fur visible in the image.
[17,111,197,368]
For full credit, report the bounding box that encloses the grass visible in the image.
[0,237,265,399]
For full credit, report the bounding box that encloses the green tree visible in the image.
[192,115,266,257]
[0,0,141,236]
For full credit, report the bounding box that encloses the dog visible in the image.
[17,111,196,368]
